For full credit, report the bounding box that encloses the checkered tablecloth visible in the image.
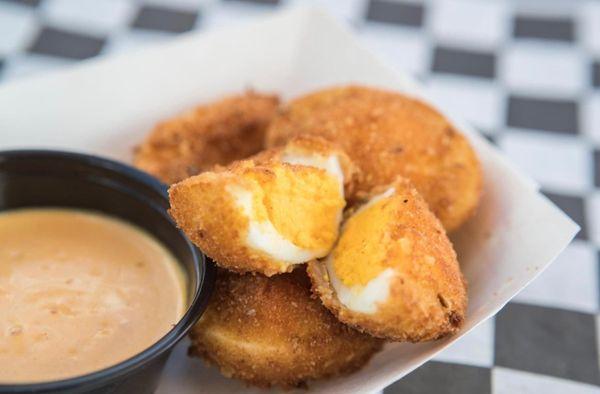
[0,0,598,393]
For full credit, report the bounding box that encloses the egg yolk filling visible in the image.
[332,193,401,287]
[242,164,345,252]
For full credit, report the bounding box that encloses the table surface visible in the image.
[0,0,598,393]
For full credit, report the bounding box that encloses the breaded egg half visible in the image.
[189,268,383,389]
[307,178,467,342]
[254,135,359,198]
[134,91,279,184]
[266,85,482,232]
[169,138,351,276]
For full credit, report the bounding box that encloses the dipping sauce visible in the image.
[0,208,187,383]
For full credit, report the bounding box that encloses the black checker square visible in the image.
[592,61,600,88]
[513,16,574,41]
[366,0,424,28]
[542,191,587,240]
[507,95,578,134]
[384,361,491,394]
[28,27,105,60]
[594,149,600,188]
[495,302,600,386]
[223,0,280,4]
[0,0,41,7]
[132,5,199,33]
[482,134,497,145]
[432,46,496,79]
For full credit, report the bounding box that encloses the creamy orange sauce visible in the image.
[0,208,186,383]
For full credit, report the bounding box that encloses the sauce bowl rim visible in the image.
[0,149,215,392]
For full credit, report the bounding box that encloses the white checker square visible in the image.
[2,54,74,82]
[513,240,598,313]
[430,0,508,49]
[493,367,600,394]
[597,315,600,374]
[288,0,365,23]
[433,318,494,367]
[498,130,592,194]
[501,43,586,96]
[585,191,600,247]
[40,0,135,36]
[203,3,276,30]
[582,93,600,145]
[103,30,174,55]
[580,1,600,55]
[425,76,502,131]
[513,1,576,17]
[359,24,428,76]
[0,3,37,56]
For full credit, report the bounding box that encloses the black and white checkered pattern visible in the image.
[0,0,598,393]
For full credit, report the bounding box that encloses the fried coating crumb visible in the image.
[189,268,383,389]
[307,178,467,342]
[134,91,279,184]
[266,85,482,232]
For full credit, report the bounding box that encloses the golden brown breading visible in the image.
[307,178,467,342]
[189,268,383,389]
[168,147,347,276]
[266,85,482,232]
[134,91,280,184]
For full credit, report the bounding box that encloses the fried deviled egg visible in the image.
[266,85,482,232]
[189,268,383,389]
[169,137,352,276]
[307,178,467,342]
[134,91,279,184]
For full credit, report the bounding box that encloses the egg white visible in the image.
[325,187,397,314]
[355,187,395,213]
[281,151,345,196]
[325,256,395,314]
[227,153,345,266]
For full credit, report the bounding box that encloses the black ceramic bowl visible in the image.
[0,150,215,394]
